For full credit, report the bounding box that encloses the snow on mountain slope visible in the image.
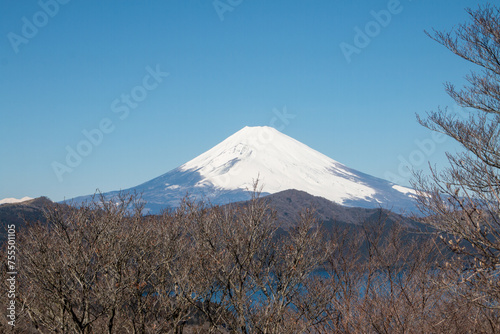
[67,126,418,213]
[0,196,33,205]
[181,126,382,203]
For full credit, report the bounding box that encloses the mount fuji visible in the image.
[67,126,418,213]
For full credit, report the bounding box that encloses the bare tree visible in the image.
[413,3,500,327]
[183,183,332,333]
[11,182,500,332]
[15,194,150,333]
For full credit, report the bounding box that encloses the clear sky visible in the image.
[0,0,491,202]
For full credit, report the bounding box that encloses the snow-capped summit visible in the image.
[68,126,417,213]
[181,126,393,203]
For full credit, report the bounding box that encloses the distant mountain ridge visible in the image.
[67,126,418,213]
[248,189,421,230]
[0,197,52,245]
[0,192,429,252]
[0,196,33,205]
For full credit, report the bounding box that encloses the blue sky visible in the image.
[0,0,491,202]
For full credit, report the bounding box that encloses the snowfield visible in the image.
[180,126,413,205]
[67,126,418,213]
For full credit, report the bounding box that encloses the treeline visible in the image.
[1,189,499,333]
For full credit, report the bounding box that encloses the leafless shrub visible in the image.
[4,178,500,332]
